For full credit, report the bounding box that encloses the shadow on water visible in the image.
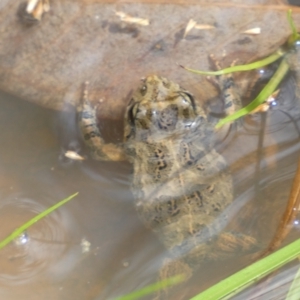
[1,70,300,300]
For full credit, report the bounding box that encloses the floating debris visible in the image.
[184,19,215,38]
[184,19,197,38]
[64,151,85,161]
[250,89,280,114]
[194,24,215,30]
[18,0,50,24]
[243,27,261,35]
[115,11,150,26]
[122,261,129,267]
[81,238,91,253]
[14,231,29,246]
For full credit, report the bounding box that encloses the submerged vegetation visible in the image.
[182,10,300,129]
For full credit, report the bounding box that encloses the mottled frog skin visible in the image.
[77,74,256,293]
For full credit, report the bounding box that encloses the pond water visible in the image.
[1,71,300,300]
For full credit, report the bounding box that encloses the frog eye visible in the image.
[132,103,139,117]
[129,102,140,118]
[180,92,196,111]
[126,99,139,126]
[140,84,147,96]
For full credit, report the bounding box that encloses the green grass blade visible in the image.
[0,192,79,250]
[287,10,300,47]
[287,9,297,41]
[180,50,284,76]
[190,238,300,300]
[114,274,185,300]
[285,263,300,300]
[215,57,289,128]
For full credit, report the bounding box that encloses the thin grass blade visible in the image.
[114,274,185,300]
[287,10,298,41]
[180,50,284,76]
[190,238,300,300]
[0,192,79,250]
[285,263,300,300]
[215,57,289,128]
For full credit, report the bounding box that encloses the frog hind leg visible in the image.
[154,232,258,299]
[77,82,126,162]
[207,231,259,261]
[153,258,193,300]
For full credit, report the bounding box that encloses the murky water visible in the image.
[0,91,161,300]
[1,71,300,300]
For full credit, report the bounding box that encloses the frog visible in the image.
[77,71,257,298]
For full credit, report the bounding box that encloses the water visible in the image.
[0,91,160,300]
[0,72,300,300]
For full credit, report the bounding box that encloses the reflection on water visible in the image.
[0,72,300,300]
[0,194,75,285]
[14,231,30,246]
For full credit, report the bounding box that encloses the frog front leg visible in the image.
[77,82,127,162]
[209,54,242,117]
